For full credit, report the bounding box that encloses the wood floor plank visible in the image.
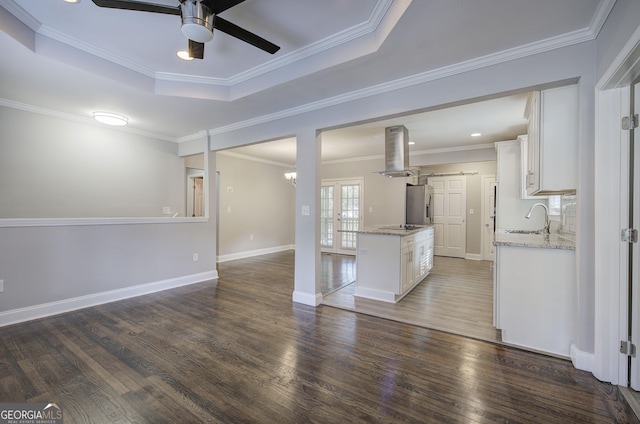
[322,255,502,343]
[0,250,637,423]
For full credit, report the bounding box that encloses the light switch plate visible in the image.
[301,205,310,216]
[0,279,4,293]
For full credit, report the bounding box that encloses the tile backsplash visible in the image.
[561,194,576,241]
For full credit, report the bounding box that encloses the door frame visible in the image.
[481,175,497,261]
[428,175,467,258]
[593,25,640,385]
[320,177,364,255]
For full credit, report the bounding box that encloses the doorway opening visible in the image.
[320,178,362,295]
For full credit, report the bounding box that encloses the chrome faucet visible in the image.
[525,202,550,234]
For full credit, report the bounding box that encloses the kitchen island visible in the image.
[353,225,435,303]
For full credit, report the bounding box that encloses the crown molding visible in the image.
[2,0,406,102]
[0,0,39,32]
[216,150,294,168]
[38,25,157,78]
[0,98,177,143]
[206,2,612,138]
[412,143,497,156]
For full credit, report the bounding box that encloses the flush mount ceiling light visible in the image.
[471,132,482,137]
[64,0,80,3]
[93,112,128,126]
[180,0,214,43]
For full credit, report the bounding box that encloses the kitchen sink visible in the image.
[504,229,544,234]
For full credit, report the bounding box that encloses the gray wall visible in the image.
[216,153,295,258]
[0,107,186,218]
[595,0,640,82]
[0,109,217,317]
[322,158,406,227]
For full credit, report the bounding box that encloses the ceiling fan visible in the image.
[91,0,280,59]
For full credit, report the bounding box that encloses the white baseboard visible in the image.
[570,343,594,372]
[465,253,483,261]
[217,244,294,263]
[0,270,218,328]
[292,290,323,306]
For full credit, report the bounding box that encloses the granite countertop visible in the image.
[493,231,576,250]
[348,224,434,236]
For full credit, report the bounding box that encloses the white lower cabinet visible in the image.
[400,236,414,293]
[355,227,434,303]
[495,244,576,357]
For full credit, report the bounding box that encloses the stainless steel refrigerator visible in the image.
[406,184,434,225]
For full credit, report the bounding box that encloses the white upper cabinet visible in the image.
[524,85,579,196]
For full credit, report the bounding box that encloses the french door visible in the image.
[320,178,363,255]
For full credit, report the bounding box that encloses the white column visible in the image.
[292,129,322,306]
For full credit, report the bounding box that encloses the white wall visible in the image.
[216,153,295,258]
[0,107,185,218]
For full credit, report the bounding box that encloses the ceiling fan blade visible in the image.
[213,16,280,54]
[188,39,205,59]
[206,0,245,15]
[91,0,180,15]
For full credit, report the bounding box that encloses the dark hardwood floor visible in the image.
[320,253,356,295]
[0,250,638,423]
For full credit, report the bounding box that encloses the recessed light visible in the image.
[408,141,415,145]
[177,50,194,61]
[471,132,482,137]
[93,112,128,126]
[64,0,80,3]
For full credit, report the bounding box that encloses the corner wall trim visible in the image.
[571,343,595,373]
[0,270,219,328]
[292,290,323,307]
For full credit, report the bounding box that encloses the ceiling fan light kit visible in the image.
[180,0,214,43]
[91,0,280,59]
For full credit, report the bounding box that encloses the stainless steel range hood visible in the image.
[378,125,415,177]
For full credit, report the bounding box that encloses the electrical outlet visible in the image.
[301,205,310,216]
[193,253,199,262]
[0,279,3,292]
[469,209,474,215]
[250,234,254,240]
[162,206,171,215]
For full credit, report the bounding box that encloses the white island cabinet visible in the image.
[354,226,434,303]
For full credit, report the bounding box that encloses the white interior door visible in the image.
[321,178,363,255]
[428,176,467,258]
[482,176,497,261]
